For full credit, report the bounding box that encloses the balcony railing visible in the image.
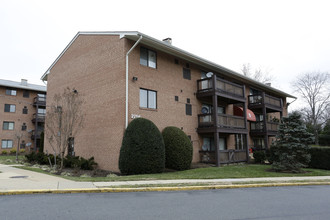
[32,113,46,122]
[197,76,244,99]
[31,130,43,139]
[33,95,46,106]
[248,93,282,108]
[267,121,279,132]
[200,149,247,164]
[198,113,245,129]
[250,121,279,133]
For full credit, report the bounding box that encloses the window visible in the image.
[235,134,246,150]
[202,137,226,151]
[4,104,15,113]
[5,88,16,96]
[186,104,192,116]
[23,90,30,98]
[140,47,157,68]
[20,141,26,149]
[22,123,27,131]
[1,140,13,149]
[22,106,28,114]
[175,96,179,101]
[183,68,191,80]
[38,108,46,114]
[3,122,14,130]
[201,104,225,114]
[68,137,75,156]
[140,89,157,109]
[186,63,190,68]
[253,138,265,150]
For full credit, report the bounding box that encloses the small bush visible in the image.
[253,150,266,164]
[63,155,81,168]
[63,156,97,170]
[10,149,16,155]
[162,126,193,170]
[19,149,26,154]
[309,147,330,170]
[25,152,49,165]
[119,118,165,175]
[1,150,8,155]
[80,157,97,170]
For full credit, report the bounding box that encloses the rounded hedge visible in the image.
[162,126,193,170]
[119,118,165,175]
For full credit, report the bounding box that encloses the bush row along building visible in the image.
[40,31,296,172]
[0,79,46,153]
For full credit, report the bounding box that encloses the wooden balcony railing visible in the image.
[33,95,46,106]
[32,113,46,122]
[248,93,282,109]
[250,121,279,132]
[197,76,244,99]
[198,113,245,129]
[31,130,43,139]
[200,149,247,164]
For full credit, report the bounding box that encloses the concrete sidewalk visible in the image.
[1,164,330,195]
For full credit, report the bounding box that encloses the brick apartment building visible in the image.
[0,79,46,153]
[41,31,295,172]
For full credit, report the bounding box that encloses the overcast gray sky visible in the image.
[1,0,329,110]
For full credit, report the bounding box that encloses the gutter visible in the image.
[125,35,143,128]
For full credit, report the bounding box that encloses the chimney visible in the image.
[265,82,271,87]
[162,38,172,45]
[21,79,28,86]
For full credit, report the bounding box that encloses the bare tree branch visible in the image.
[241,63,274,84]
[292,71,330,144]
[45,87,84,170]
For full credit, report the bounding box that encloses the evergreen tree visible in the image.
[271,111,314,173]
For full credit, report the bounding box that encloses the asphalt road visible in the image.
[1,186,330,220]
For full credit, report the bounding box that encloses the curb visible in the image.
[1,182,330,195]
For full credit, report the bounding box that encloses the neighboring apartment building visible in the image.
[0,79,46,153]
[41,32,295,171]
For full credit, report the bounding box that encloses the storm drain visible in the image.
[10,176,28,179]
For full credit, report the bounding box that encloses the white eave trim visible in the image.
[41,31,295,98]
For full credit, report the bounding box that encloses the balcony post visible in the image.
[212,75,220,166]
[34,103,38,152]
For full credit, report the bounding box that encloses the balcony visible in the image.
[31,130,43,140]
[200,149,247,164]
[33,95,46,106]
[248,93,282,112]
[250,121,279,135]
[32,113,46,123]
[197,76,245,102]
[198,113,246,133]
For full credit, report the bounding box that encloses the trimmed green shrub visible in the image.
[10,149,16,155]
[309,147,330,170]
[19,149,26,154]
[253,150,266,164]
[119,118,165,175]
[1,150,8,155]
[80,157,97,170]
[319,134,330,146]
[162,126,192,170]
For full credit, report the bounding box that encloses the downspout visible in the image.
[125,35,143,128]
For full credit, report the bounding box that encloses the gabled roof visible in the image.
[0,79,46,92]
[41,31,295,98]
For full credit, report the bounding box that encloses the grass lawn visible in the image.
[15,164,330,182]
[0,155,25,165]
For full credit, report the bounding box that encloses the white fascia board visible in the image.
[125,33,296,99]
